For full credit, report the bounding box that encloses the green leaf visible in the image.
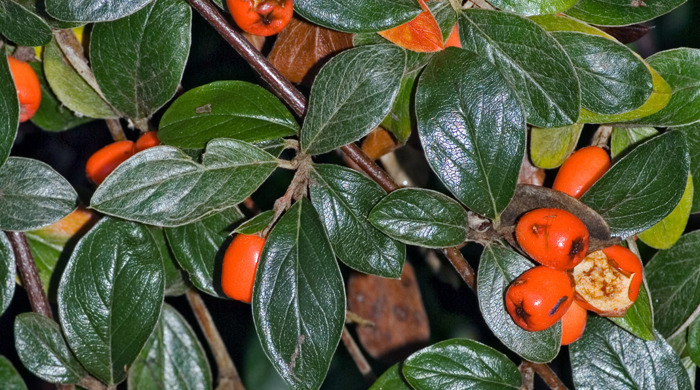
[0,356,27,390]
[301,45,405,155]
[90,0,191,119]
[370,364,411,390]
[676,123,700,212]
[566,0,687,26]
[91,139,276,227]
[639,175,693,249]
[253,199,345,390]
[416,48,525,219]
[581,131,689,238]
[235,210,274,235]
[28,62,92,132]
[368,188,468,248]
[689,317,700,366]
[458,10,580,128]
[402,339,521,389]
[0,157,78,231]
[629,48,700,127]
[310,164,405,277]
[14,313,86,384]
[46,0,155,22]
[608,283,656,341]
[294,0,422,33]
[552,32,652,115]
[149,227,189,296]
[488,0,578,16]
[58,218,164,385]
[610,127,659,159]
[43,38,117,119]
[0,232,15,316]
[0,0,52,46]
[646,230,700,338]
[478,244,561,363]
[128,304,212,390]
[428,0,458,41]
[12,0,83,29]
[0,55,19,168]
[165,208,242,297]
[381,72,416,144]
[570,316,691,389]
[530,123,583,169]
[530,13,613,37]
[159,81,298,149]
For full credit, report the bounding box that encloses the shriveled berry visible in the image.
[505,266,575,332]
[553,146,611,199]
[561,300,587,345]
[221,233,266,303]
[515,208,590,270]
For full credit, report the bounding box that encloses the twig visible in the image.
[522,361,568,390]
[78,377,108,390]
[6,231,53,318]
[341,327,376,383]
[519,362,535,390]
[186,290,245,390]
[442,247,476,290]
[105,119,126,142]
[592,125,613,149]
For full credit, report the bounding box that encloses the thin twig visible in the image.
[522,361,568,390]
[77,377,108,390]
[519,362,535,390]
[341,327,376,383]
[186,290,245,390]
[6,231,53,318]
[105,119,126,142]
[592,125,613,149]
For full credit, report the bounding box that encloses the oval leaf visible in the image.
[566,0,686,26]
[0,55,19,168]
[159,81,298,149]
[128,304,212,390]
[676,123,700,212]
[489,0,578,16]
[90,0,191,119]
[294,0,422,33]
[0,356,27,390]
[235,210,274,235]
[149,226,189,296]
[416,48,525,219]
[0,157,78,231]
[253,199,345,390]
[301,45,405,155]
[91,139,277,227]
[608,281,656,341]
[530,123,583,169]
[58,217,164,385]
[689,318,700,366]
[611,126,659,159]
[46,0,154,22]
[370,364,411,390]
[402,339,521,389]
[14,313,87,384]
[638,175,693,249]
[0,0,52,46]
[581,131,689,238]
[0,232,15,316]
[28,62,92,132]
[310,164,405,278]
[478,244,561,363]
[378,0,443,53]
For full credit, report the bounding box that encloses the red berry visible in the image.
[134,131,160,152]
[553,146,611,199]
[85,141,136,185]
[8,57,41,123]
[561,300,587,345]
[227,0,293,37]
[221,234,266,303]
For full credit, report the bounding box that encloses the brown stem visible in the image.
[522,361,568,390]
[442,247,476,290]
[105,119,126,142]
[78,376,108,390]
[186,290,245,390]
[519,362,535,390]
[341,326,376,383]
[6,231,53,318]
[340,144,399,193]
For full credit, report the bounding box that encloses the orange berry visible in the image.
[135,131,160,152]
[227,0,293,37]
[561,300,587,345]
[8,57,41,123]
[553,146,611,199]
[85,141,136,185]
[221,234,266,303]
[515,208,590,270]
[505,266,575,332]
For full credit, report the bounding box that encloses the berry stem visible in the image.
[105,119,126,142]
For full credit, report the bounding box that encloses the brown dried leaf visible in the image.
[517,153,545,186]
[596,24,651,44]
[268,17,353,85]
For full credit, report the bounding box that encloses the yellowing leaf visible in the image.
[638,175,693,249]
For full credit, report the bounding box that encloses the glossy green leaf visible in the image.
[428,0,458,41]
[639,175,693,249]
[0,55,18,168]
[28,62,92,132]
[610,127,659,159]
[43,38,117,119]
[90,0,191,119]
[570,316,691,389]
[310,164,405,277]
[646,230,700,338]
[552,32,652,115]
[689,317,700,366]
[416,48,525,219]
[0,356,27,390]
[165,208,241,297]
[235,210,274,235]
[0,0,51,46]
[159,81,298,149]
[149,227,188,296]
[381,72,416,144]
[530,13,612,37]
[294,0,422,33]
[489,0,578,16]
[402,339,521,389]
[530,123,583,169]
[629,48,700,127]
[581,131,689,238]
[128,304,212,390]
[14,313,86,384]
[608,283,656,341]
[58,218,164,385]
[458,10,580,128]
[353,32,431,75]
[91,139,276,227]
[368,188,468,248]
[301,45,405,155]
[478,245,561,363]
[46,0,154,22]
[370,364,411,390]
[0,157,78,231]
[566,0,687,26]
[12,0,82,29]
[253,199,344,390]
[676,123,700,212]
[0,232,14,316]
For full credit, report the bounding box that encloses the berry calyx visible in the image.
[561,300,587,345]
[553,146,611,199]
[85,141,136,185]
[221,233,266,303]
[506,266,575,332]
[135,131,160,152]
[8,57,41,123]
[227,0,293,37]
[515,208,590,270]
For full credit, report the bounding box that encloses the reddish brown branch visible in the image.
[6,231,53,318]
[341,326,376,383]
[522,361,568,390]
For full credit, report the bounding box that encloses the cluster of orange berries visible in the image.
[85,131,160,185]
[506,146,643,345]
